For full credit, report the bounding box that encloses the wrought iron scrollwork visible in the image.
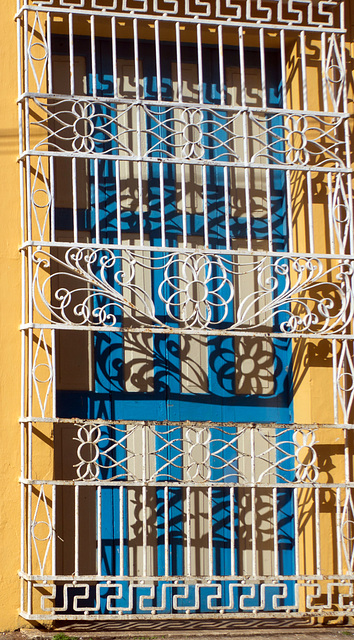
[32,246,354,334]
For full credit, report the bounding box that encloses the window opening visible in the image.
[18,1,353,620]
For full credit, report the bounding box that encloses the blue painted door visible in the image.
[55,37,294,614]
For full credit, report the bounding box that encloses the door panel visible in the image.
[53,37,294,614]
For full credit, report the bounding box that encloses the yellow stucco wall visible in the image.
[0,0,23,630]
[0,0,353,630]
[287,20,353,611]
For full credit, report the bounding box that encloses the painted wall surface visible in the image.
[0,0,23,631]
[0,0,353,630]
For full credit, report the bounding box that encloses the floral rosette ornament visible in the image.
[159,252,234,328]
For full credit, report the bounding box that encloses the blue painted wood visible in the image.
[53,36,294,614]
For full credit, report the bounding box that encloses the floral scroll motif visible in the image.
[72,421,322,484]
[74,422,140,480]
[33,246,158,327]
[250,113,347,169]
[293,429,319,482]
[32,98,136,157]
[32,247,354,334]
[158,252,234,328]
[30,98,347,170]
[144,106,242,162]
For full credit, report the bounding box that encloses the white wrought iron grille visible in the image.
[16,0,354,620]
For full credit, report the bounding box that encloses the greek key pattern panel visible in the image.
[26,1,343,30]
[30,579,354,617]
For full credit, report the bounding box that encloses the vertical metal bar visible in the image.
[74,484,79,576]
[208,486,213,577]
[273,487,279,576]
[159,161,166,247]
[175,22,182,104]
[94,157,100,243]
[119,484,124,576]
[336,486,342,576]
[25,156,32,240]
[142,485,147,577]
[27,479,32,615]
[230,486,235,576]
[251,485,257,578]
[259,28,267,109]
[52,484,56,576]
[138,159,144,246]
[142,422,147,483]
[47,12,52,95]
[49,156,55,243]
[224,166,230,251]
[164,486,169,576]
[24,8,29,95]
[186,486,191,576]
[51,328,56,419]
[333,338,338,425]
[90,14,97,98]
[238,25,246,112]
[321,32,328,112]
[181,163,187,247]
[344,425,350,486]
[19,156,27,245]
[250,428,256,577]
[327,172,335,254]
[266,168,273,252]
[72,157,78,242]
[68,11,75,96]
[20,423,26,612]
[19,4,27,595]
[218,24,225,106]
[111,16,117,99]
[280,29,287,110]
[341,30,348,114]
[97,485,102,576]
[300,31,308,110]
[340,0,345,30]
[142,423,147,576]
[202,164,209,249]
[286,170,294,253]
[341,28,353,254]
[28,326,33,419]
[294,487,299,577]
[115,159,122,245]
[133,18,140,102]
[17,8,25,240]
[133,20,144,246]
[306,171,314,253]
[346,173,353,255]
[21,289,26,421]
[197,22,203,104]
[239,27,251,251]
[315,487,321,575]
[154,20,162,102]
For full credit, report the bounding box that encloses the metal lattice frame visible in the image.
[16,0,354,620]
